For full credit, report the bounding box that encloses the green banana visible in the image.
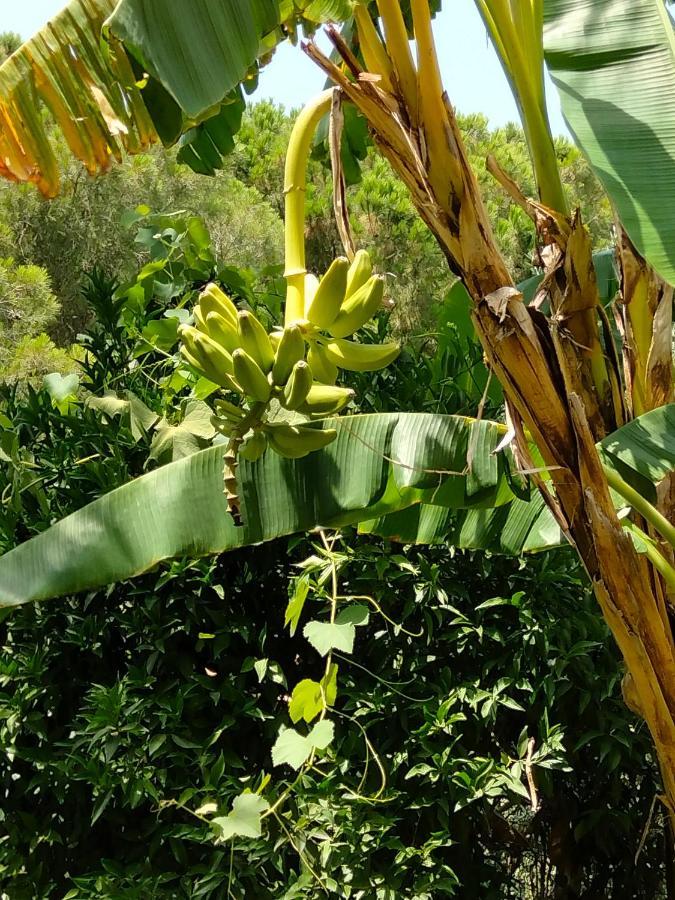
[239,430,268,462]
[345,249,372,299]
[232,348,272,402]
[305,256,349,329]
[269,330,283,353]
[307,343,338,384]
[271,324,305,385]
[193,306,208,332]
[205,311,240,354]
[282,360,313,410]
[237,310,275,373]
[214,398,245,421]
[298,384,355,417]
[304,273,320,310]
[266,423,337,459]
[329,274,385,339]
[179,344,203,372]
[321,338,400,371]
[179,325,236,388]
[199,283,238,326]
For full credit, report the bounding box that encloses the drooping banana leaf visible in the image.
[363,404,675,550]
[361,489,564,555]
[544,0,675,285]
[0,0,154,197]
[0,413,515,607]
[0,0,353,194]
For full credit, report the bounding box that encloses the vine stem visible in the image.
[603,465,675,550]
[284,89,334,326]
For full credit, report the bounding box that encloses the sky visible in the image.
[3,0,568,135]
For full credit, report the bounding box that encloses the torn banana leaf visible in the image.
[0,413,515,607]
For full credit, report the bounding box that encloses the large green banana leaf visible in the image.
[363,403,675,550]
[2,406,672,607]
[543,0,675,285]
[0,413,517,607]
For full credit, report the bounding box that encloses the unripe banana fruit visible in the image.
[329,274,385,339]
[266,423,337,458]
[238,310,275,373]
[199,283,239,326]
[239,430,268,462]
[272,324,305,385]
[232,348,272,402]
[179,325,237,388]
[304,273,320,308]
[299,384,355,417]
[305,256,349,329]
[321,338,400,372]
[345,249,372,299]
[307,343,338,385]
[282,360,313,410]
[204,311,240,354]
[214,398,245,421]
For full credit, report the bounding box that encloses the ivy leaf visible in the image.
[284,575,310,636]
[289,679,323,724]
[271,720,335,770]
[211,792,269,841]
[289,664,339,724]
[336,604,370,627]
[302,605,369,656]
[322,662,338,707]
[303,620,355,656]
[309,719,335,750]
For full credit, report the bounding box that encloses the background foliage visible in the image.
[0,52,663,897]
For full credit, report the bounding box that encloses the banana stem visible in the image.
[284,89,334,326]
[376,0,418,123]
[474,0,568,214]
[623,521,675,593]
[354,4,394,92]
[604,465,675,551]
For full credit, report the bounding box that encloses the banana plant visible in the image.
[1,0,675,830]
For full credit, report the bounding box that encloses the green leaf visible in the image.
[544,0,675,284]
[149,400,216,462]
[336,604,369,627]
[271,720,335,770]
[597,403,675,502]
[303,620,356,656]
[303,603,370,655]
[211,792,269,841]
[106,0,282,119]
[0,413,516,607]
[87,390,159,442]
[43,373,80,414]
[284,574,311,636]
[289,679,324,724]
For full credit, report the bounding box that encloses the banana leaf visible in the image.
[364,404,675,550]
[0,413,515,607]
[544,0,675,285]
[0,0,352,193]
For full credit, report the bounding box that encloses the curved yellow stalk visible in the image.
[284,89,334,325]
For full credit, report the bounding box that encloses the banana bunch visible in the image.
[179,282,355,460]
[302,250,400,383]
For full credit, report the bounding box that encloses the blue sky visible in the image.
[4,0,568,134]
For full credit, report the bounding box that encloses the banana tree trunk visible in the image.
[306,13,675,825]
